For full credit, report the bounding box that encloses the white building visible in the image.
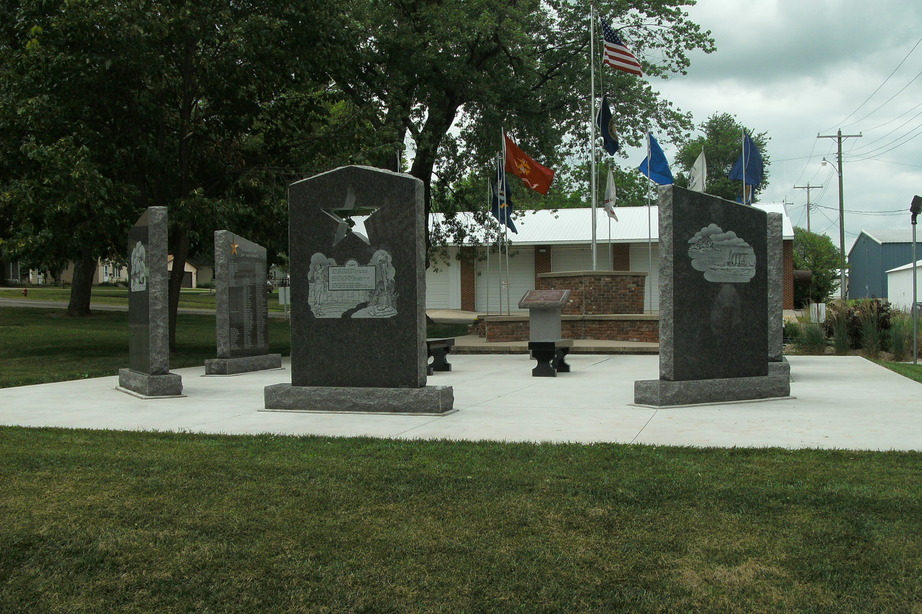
[885,259,922,312]
[421,204,795,313]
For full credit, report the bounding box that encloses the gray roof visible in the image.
[422,203,794,246]
[861,229,916,244]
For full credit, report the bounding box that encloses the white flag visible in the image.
[603,168,618,221]
[689,149,707,193]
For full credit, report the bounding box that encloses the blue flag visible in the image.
[729,133,763,187]
[596,96,619,155]
[638,133,673,185]
[490,178,517,233]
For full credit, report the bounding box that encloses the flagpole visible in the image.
[496,148,504,315]
[485,179,491,317]
[741,129,746,204]
[646,132,653,314]
[498,140,511,316]
[589,4,598,271]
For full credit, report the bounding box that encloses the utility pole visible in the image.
[793,184,823,232]
[817,129,862,300]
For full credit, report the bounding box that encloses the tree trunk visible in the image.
[168,227,191,351]
[66,251,96,316]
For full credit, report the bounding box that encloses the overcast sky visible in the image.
[631,0,922,250]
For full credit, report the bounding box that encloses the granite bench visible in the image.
[426,337,455,375]
[527,339,573,377]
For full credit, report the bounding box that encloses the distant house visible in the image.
[167,255,198,288]
[848,230,916,300]
[419,204,795,313]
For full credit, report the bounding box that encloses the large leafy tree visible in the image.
[673,112,770,203]
[0,0,357,342]
[793,226,840,306]
[328,0,715,244]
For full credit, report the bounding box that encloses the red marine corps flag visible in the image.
[503,132,555,195]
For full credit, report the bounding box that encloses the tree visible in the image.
[0,0,358,340]
[327,0,715,245]
[793,226,840,306]
[673,112,770,203]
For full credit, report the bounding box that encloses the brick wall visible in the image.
[483,316,659,343]
[611,244,631,271]
[534,245,552,275]
[783,239,794,310]
[460,247,476,312]
[536,271,646,315]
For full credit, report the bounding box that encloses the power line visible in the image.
[828,35,922,131]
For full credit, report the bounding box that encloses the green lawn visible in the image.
[0,427,919,612]
[0,285,289,311]
[0,307,469,388]
[0,307,292,388]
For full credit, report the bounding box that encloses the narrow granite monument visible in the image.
[264,165,453,413]
[634,186,790,406]
[205,230,281,375]
[118,206,183,397]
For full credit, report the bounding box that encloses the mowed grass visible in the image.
[0,427,920,612]
[0,307,470,388]
[0,307,292,388]
[0,285,289,311]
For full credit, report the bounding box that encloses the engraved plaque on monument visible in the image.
[634,186,789,406]
[118,206,183,397]
[264,165,453,414]
[205,230,281,375]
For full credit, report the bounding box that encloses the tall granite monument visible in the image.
[264,165,453,413]
[634,186,790,406]
[118,206,183,397]
[205,230,282,375]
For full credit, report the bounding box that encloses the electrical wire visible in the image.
[828,35,922,131]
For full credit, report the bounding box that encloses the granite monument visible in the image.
[118,206,183,397]
[205,230,282,375]
[264,165,453,413]
[634,186,790,406]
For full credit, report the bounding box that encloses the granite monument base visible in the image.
[118,368,183,398]
[205,354,282,376]
[263,384,454,415]
[633,369,791,407]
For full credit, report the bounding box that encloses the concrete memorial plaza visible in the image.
[1,351,919,451]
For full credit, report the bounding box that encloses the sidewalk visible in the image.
[1,354,919,451]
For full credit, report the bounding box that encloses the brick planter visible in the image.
[537,271,647,315]
[483,314,659,343]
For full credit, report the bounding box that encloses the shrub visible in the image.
[888,312,911,361]
[783,319,801,343]
[859,302,883,358]
[795,322,827,355]
[831,314,850,355]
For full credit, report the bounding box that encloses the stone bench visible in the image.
[426,338,455,375]
[527,339,573,377]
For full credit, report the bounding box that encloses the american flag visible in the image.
[600,20,642,77]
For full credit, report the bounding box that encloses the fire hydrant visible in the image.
[22,288,28,297]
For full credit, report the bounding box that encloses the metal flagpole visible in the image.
[741,130,747,204]
[589,5,598,271]
[646,132,653,313]
[485,179,492,317]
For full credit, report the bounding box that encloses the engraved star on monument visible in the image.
[322,184,379,247]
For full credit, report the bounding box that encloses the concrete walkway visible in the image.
[1,354,919,451]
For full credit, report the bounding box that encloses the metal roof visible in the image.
[861,229,916,245]
[886,258,922,273]
[427,203,795,246]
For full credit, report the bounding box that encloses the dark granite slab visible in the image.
[286,166,428,389]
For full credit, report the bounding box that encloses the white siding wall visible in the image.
[425,247,462,309]
[886,266,922,311]
[630,244,660,312]
[475,247,535,313]
[552,245,627,271]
